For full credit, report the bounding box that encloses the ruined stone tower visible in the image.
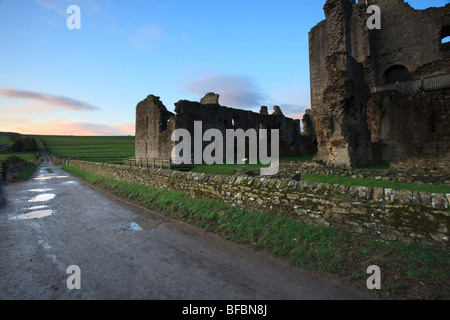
[309,0,450,168]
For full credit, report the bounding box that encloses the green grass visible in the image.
[303,174,450,194]
[0,153,39,162]
[39,135,135,162]
[17,165,38,181]
[63,165,450,300]
[190,156,315,176]
[0,136,11,145]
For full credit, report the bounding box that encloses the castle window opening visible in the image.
[383,65,410,84]
[441,25,450,47]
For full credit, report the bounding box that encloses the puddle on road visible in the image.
[28,193,56,203]
[29,205,49,210]
[14,210,54,220]
[34,175,52,181]
[126,221,158,231]
[33,173,68,181]
[127,222,143,231]
[137,221,158,230]
[29,188,53,193]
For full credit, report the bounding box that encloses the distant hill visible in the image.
[0,132,18,136]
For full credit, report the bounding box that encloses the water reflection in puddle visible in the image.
[28,194,56,203]
[13,210,54,220]
[29,188,53,193]
[29,205,49,210]
[34,175,52,181]
[33,175,69,180]
[126,221,158,231]
[127,222,143,231]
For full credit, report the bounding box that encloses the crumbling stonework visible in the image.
[309,0,450,168]
[135,93,317,162]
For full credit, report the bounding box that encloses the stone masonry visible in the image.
[135,93,317,163]
[309,0,450,168]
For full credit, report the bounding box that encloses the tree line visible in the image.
[8,134,39,152]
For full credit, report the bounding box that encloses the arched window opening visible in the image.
[441,26,450,47]
[383,65,410,85]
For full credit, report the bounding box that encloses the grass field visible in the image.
[0,136,10,145]
[191,156,314,176]
[303,174,450,194]
[63,165,450,300]
[36,135,449,193]
[0,153,39,162]
[39,135,135,162]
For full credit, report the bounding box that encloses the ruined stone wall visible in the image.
[367,88,450,162]
[391,153,450,174]
[309,0,450,168]
[309,0,374,168]
[372,0,450,84]
[135,93,315,162]
[135,95,176,161]
[174,99,305,157]
[69,160,450,249]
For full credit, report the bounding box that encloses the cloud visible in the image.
[0,88,100,112]
[34,0,68,17]
[0,117,134,136]
[182,73,265,108]
[35,0,106,16]
[276,104,308,120]
[131,24,167,50]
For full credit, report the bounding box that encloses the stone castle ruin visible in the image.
[136,0,449,170]
[135,93,317,163]
[309,0,450,168]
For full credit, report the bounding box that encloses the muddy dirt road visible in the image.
[0,155,375,300]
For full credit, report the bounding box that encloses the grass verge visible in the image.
[303,174,450,194]
[17,165,37,181]
[0,153,39,162]
[190,156,314,176]
[63,165,450,300]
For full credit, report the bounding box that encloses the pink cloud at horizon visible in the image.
[286,113,305,121]
[0,88,100,112]
[0,117,135,136]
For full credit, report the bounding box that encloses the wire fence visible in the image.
[373,73,450,94]
[1,157,28,182]
[62,155,133,165]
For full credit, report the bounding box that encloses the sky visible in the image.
[0,0,448,136]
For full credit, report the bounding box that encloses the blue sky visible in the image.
[0,0,448,135]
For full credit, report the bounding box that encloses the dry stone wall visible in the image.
[70,160,449,249]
